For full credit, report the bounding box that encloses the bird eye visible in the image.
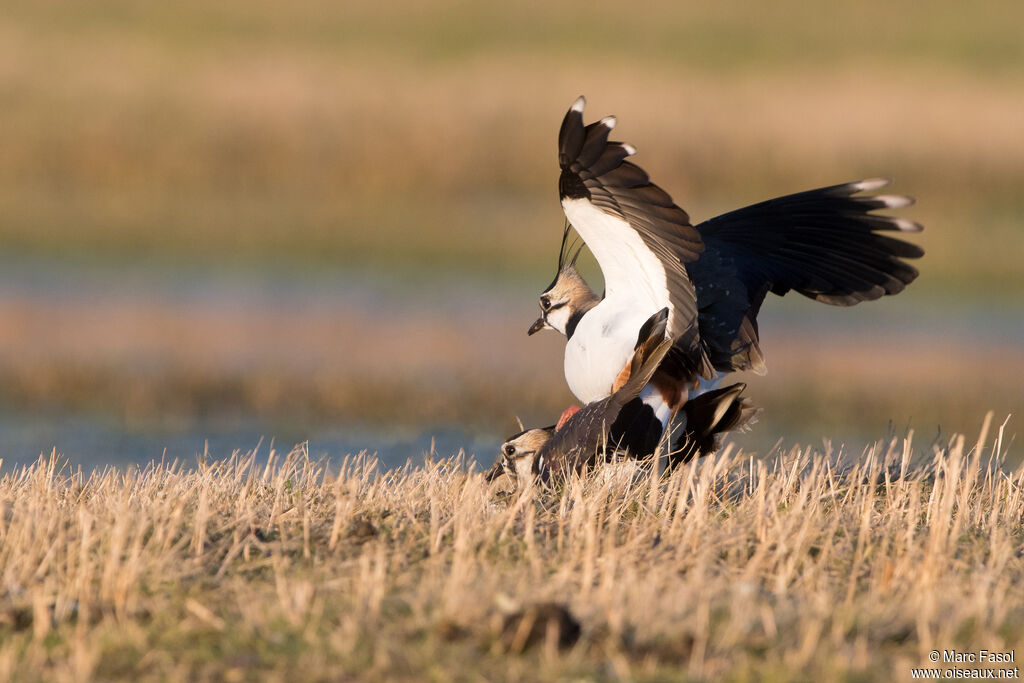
[540,296,551,310]
[503,444,515,456]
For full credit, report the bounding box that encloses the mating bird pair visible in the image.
[487,96,924,486]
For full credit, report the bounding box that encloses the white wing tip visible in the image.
[892,217,924,233]
[854,177,892,193]
[571,96,586,112]
[874,194,915,209]
[599,115,617,130]
[622,143,636,156]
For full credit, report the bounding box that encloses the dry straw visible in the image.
[0,414,1020,680]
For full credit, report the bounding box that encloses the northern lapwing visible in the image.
[530,96,924,454]
[486,327,759,487]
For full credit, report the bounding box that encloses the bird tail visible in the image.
[670,383,758,464]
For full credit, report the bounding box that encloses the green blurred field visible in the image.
[2,0,1024,293]
[0,1,1021,457]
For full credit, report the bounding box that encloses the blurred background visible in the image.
[1,0,1021,469]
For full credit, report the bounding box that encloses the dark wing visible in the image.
[558,96,715,380]
[690,178,924,373]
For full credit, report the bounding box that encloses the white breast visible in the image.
[564,296,659,404]
[561,197,673,404]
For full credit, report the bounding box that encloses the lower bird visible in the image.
[486,309,757,487]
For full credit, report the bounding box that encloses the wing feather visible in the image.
[558,98,713,380]
[690,178,924,371]
[555,99,923,380]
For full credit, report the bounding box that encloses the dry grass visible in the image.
[1,415,1021,680]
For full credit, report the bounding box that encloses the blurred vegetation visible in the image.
[1,0,1023,297]
[0,1,1020,452]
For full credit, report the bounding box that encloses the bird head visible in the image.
[529,222,600,337]
[528,265,600,337]
[496,426,555,486]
